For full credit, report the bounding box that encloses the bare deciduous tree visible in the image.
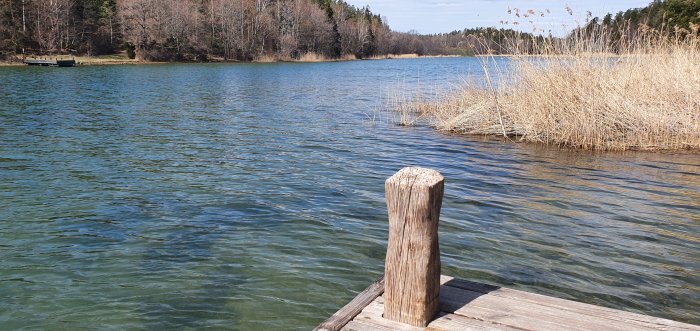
[2,0,455,61]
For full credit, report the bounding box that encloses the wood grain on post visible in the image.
[383,167,444,327]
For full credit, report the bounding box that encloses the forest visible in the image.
[0,0,698,62]
[0,0,423,61]
[576,0,700,51]
[0,0,540,61]
[587,0,700,35]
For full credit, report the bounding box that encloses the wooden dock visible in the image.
[316,275,699,331]
[315,167,699,331]
[23,58,76,67]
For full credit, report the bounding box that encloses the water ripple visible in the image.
[1,59,698,329]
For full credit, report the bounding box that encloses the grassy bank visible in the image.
[74,53,139,65]
[0,53,140,66]
[2,52,457,66]
[397,30,700,151]
[253,52,358,63]
[252,52,460,62]
[0,55,22,65]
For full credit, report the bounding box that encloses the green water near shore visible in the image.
[0,59,698,329]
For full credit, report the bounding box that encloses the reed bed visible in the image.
[400,26,700,151]
[254,52,356,62]
[297,52,328,62]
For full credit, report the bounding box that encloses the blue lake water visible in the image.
[0,58,698,329]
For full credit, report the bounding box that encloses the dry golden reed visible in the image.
[401,25,700,151]
[254,52,356,62]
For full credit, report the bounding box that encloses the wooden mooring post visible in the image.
[315,167,699,331]
[384,167,444,327]
[314,167,444,331]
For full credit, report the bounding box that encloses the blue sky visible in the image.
[343,0,653,35]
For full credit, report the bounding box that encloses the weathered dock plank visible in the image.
[327,275,699,331]
[314,277,385,331]
[23,58,76,67]
[441,275,697,330]
[346,296,522,331]
[315,167,699,331]
[23,59,54,66]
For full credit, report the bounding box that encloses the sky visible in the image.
[342,0,653,35]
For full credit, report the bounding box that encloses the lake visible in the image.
[0,58,698,329]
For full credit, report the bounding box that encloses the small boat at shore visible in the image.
[23,58,77,67]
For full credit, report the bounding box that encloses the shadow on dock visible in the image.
[439,278,499,313]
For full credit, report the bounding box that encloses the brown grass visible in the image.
[254,54,280,63]
[369,54,462,60]
[254,52,355,63]
[297,52,329,62]
[338,53,358,61]
[399,27,700,151]
[0,55,23,65]
[369,53,420,60]
[74,53,140,65]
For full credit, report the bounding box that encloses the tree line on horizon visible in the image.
[586,0,700,34]
[576,0,700,51]
[0,0,697,62]
[0,0,541,61]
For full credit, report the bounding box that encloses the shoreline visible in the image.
[0,54,465,67]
